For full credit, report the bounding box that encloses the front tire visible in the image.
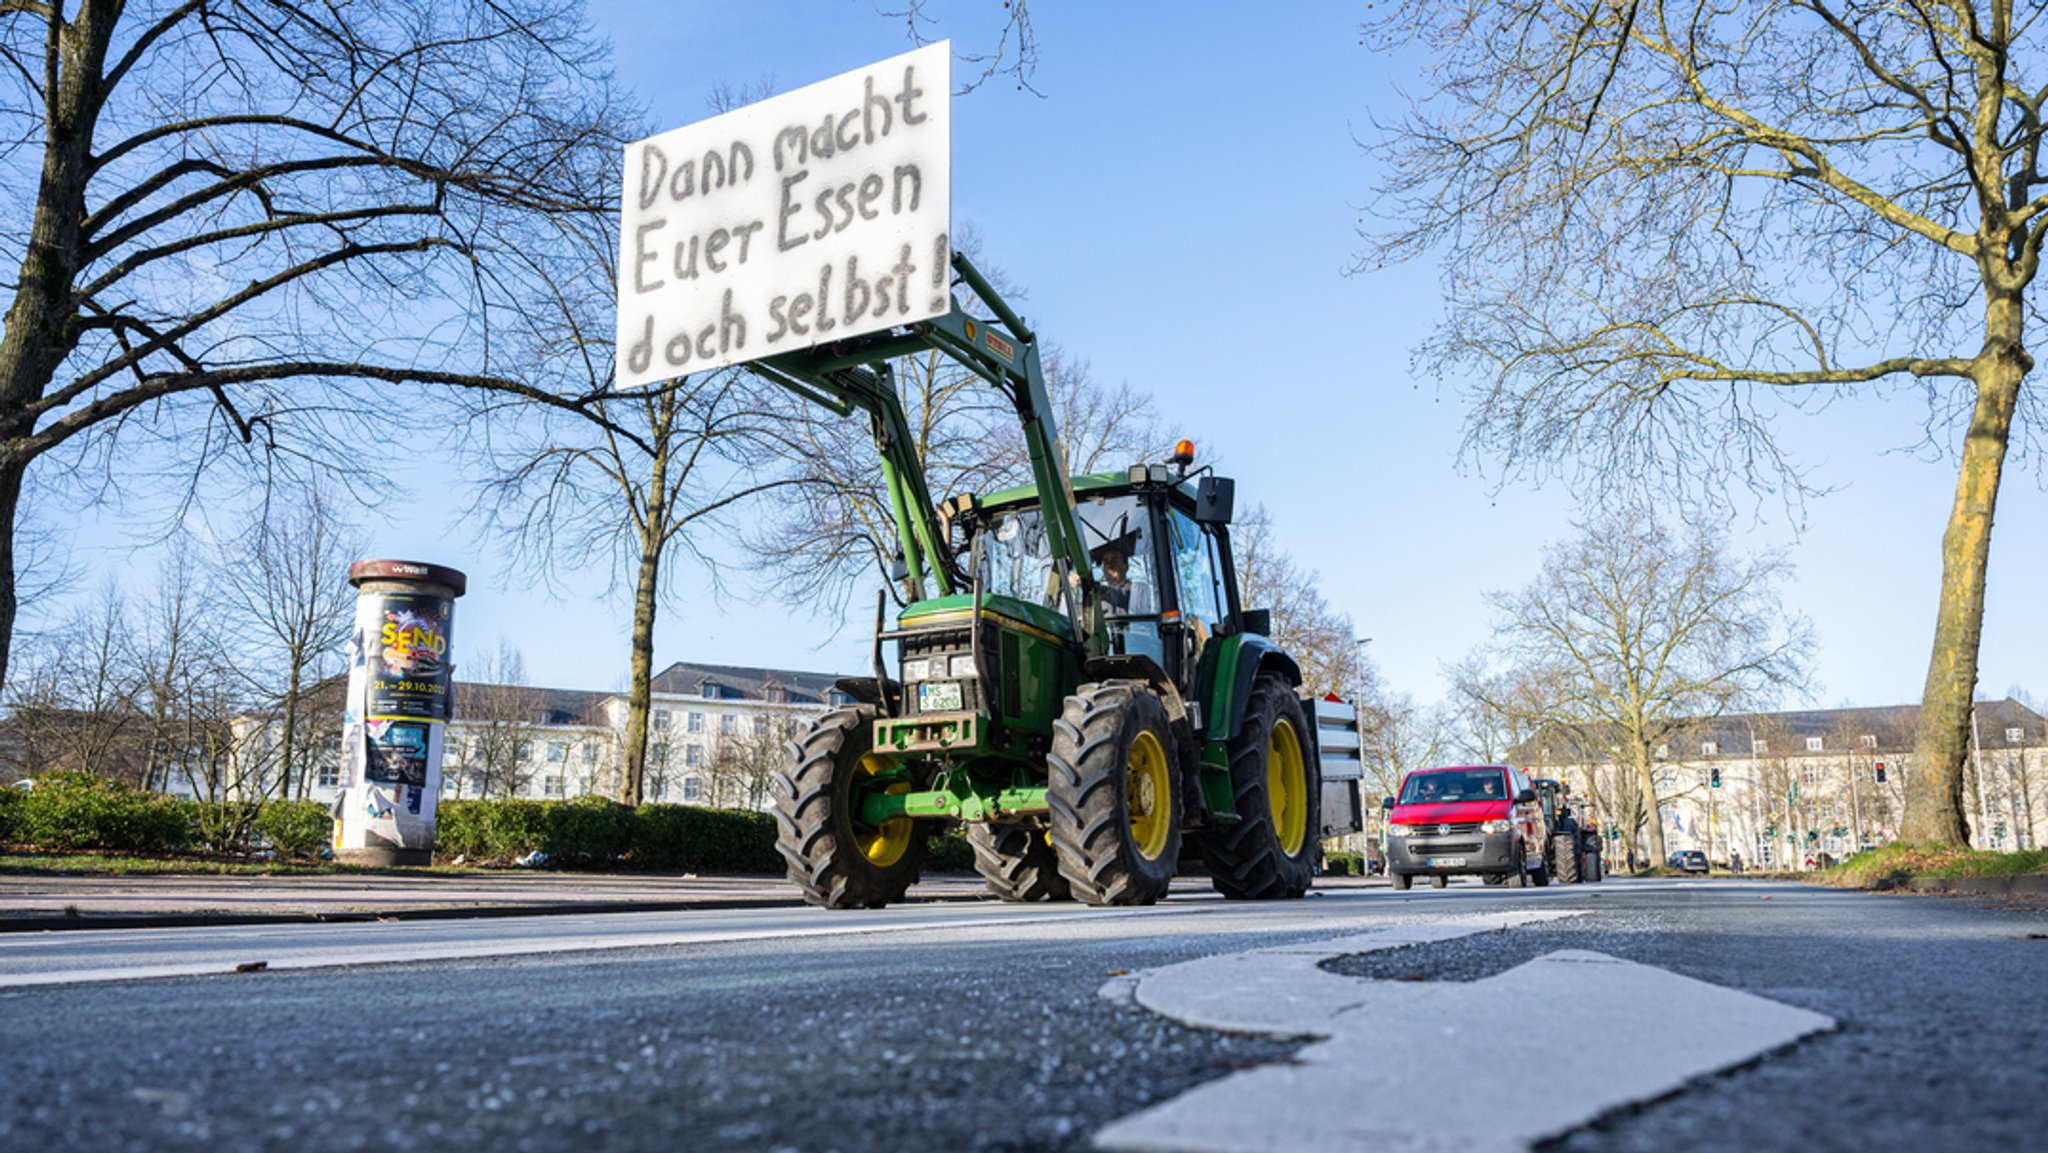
[1197,675,1319,899]
[968,822,1071,902]
[773,706,925,909]
[1429,874,1448,889]
[1390,871,1413,891]
[1551,833,1581,884]
[1047,683,1181,906]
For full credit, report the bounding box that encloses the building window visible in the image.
[515,740,533,761]
[649,778,666,800]
[683,777,702,802]
[1859,734,1877,749]
[546,742,567,762]
[753,715,769,736]
[721,714,738,735]
[1753,739,1768,754]
[316,763,339,789]
[687,712,704,733]
[543,775,563,797]
[1806,736,1824,752]
[702,685,718,700]
[580,742,597,763]
[1655,744,1669,759]
[1701,741,1718,757]
[686,744,703,767]
[2008,727,2025,743]
[653,709,670,730]
[827,691,850,707]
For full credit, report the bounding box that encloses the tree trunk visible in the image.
[0,6,117,695]
[1903,295,2025,845]
[279,664,302,801]
[617,514,665,807]
[1635,750,1668,867]
[0,460,20,697]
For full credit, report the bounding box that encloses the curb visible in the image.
[1902,874,2048,898]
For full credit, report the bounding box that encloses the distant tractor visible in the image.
[751,253,1360,908]
[1533,778,1602,883]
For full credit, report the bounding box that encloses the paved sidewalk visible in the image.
[0,870,981,930]
[0,870,1384,930]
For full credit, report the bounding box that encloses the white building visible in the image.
[1524,698,2048,868]
[288,660,857,809]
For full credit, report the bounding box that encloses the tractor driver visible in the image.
[1090,535,1160,662]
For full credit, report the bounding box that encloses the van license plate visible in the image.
[1425,857,1467,867]
[919,682,964,711]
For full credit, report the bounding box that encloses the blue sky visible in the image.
[57,2,2048,711]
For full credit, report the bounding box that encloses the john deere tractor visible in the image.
[750,252,1335,908]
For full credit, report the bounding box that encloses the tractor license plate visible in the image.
[919,681,964,712]
[1425,857,1467,868]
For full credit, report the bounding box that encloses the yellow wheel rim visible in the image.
[853,752,913,867]
[1267,718,1307,856]
[1127,729,1172,861]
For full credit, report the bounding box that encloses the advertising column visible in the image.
[334,560,467,866]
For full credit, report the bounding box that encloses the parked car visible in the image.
[1381,764,1549,891]
[1674,849,1709,874]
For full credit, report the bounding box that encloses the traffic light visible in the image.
[1710,767,1722,788]
[1874,761,1887,784]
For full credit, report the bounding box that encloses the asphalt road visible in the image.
[1,877,2041,1153]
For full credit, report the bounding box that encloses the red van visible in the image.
[1381,764,1549,890]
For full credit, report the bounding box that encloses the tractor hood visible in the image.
[899,592,1074,644]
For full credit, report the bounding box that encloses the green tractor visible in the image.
[751,253,1342,908]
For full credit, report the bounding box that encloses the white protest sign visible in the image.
[616,42,952,387]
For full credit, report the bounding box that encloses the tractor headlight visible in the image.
[1483,819,1512,834]
[948,653,979,679]
[901,658,933,683]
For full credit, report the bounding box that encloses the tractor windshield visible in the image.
[975,494,1164,665]
[978,504,1059,607]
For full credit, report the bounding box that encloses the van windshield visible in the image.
[1399,769,1508,805]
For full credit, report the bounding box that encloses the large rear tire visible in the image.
[1197,675,1320,900]
[968,822,1071,902]
[1551,833,1581,884]
[773,705,925,909]
[1047,683,1181,906]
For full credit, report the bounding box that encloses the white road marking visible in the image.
[1094,913,1835,1153]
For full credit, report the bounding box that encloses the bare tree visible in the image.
[702,713,794,811]
[1230,504,1368,698]
[211,484,361,799]
[1462,510,1814,865]
[469,368,786,807]
[456,641,543,801]
[1364,1,2046,847]
[3,576,142,782]
[1357,691,1452,805]
[0,1,634,696]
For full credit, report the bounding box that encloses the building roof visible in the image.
[1520,698,2045,763]
[451,682,612,726]
[646,660,848,705]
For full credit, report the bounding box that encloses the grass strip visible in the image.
[1820,843,2048,889]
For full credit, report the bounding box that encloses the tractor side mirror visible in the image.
[1515,788,1536,804]
[1240,608,1272,636]
[1194,476,1235,525]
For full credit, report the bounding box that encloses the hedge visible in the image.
[1,776,977,875]
[256,801,335,856]
[6,771,192,853]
